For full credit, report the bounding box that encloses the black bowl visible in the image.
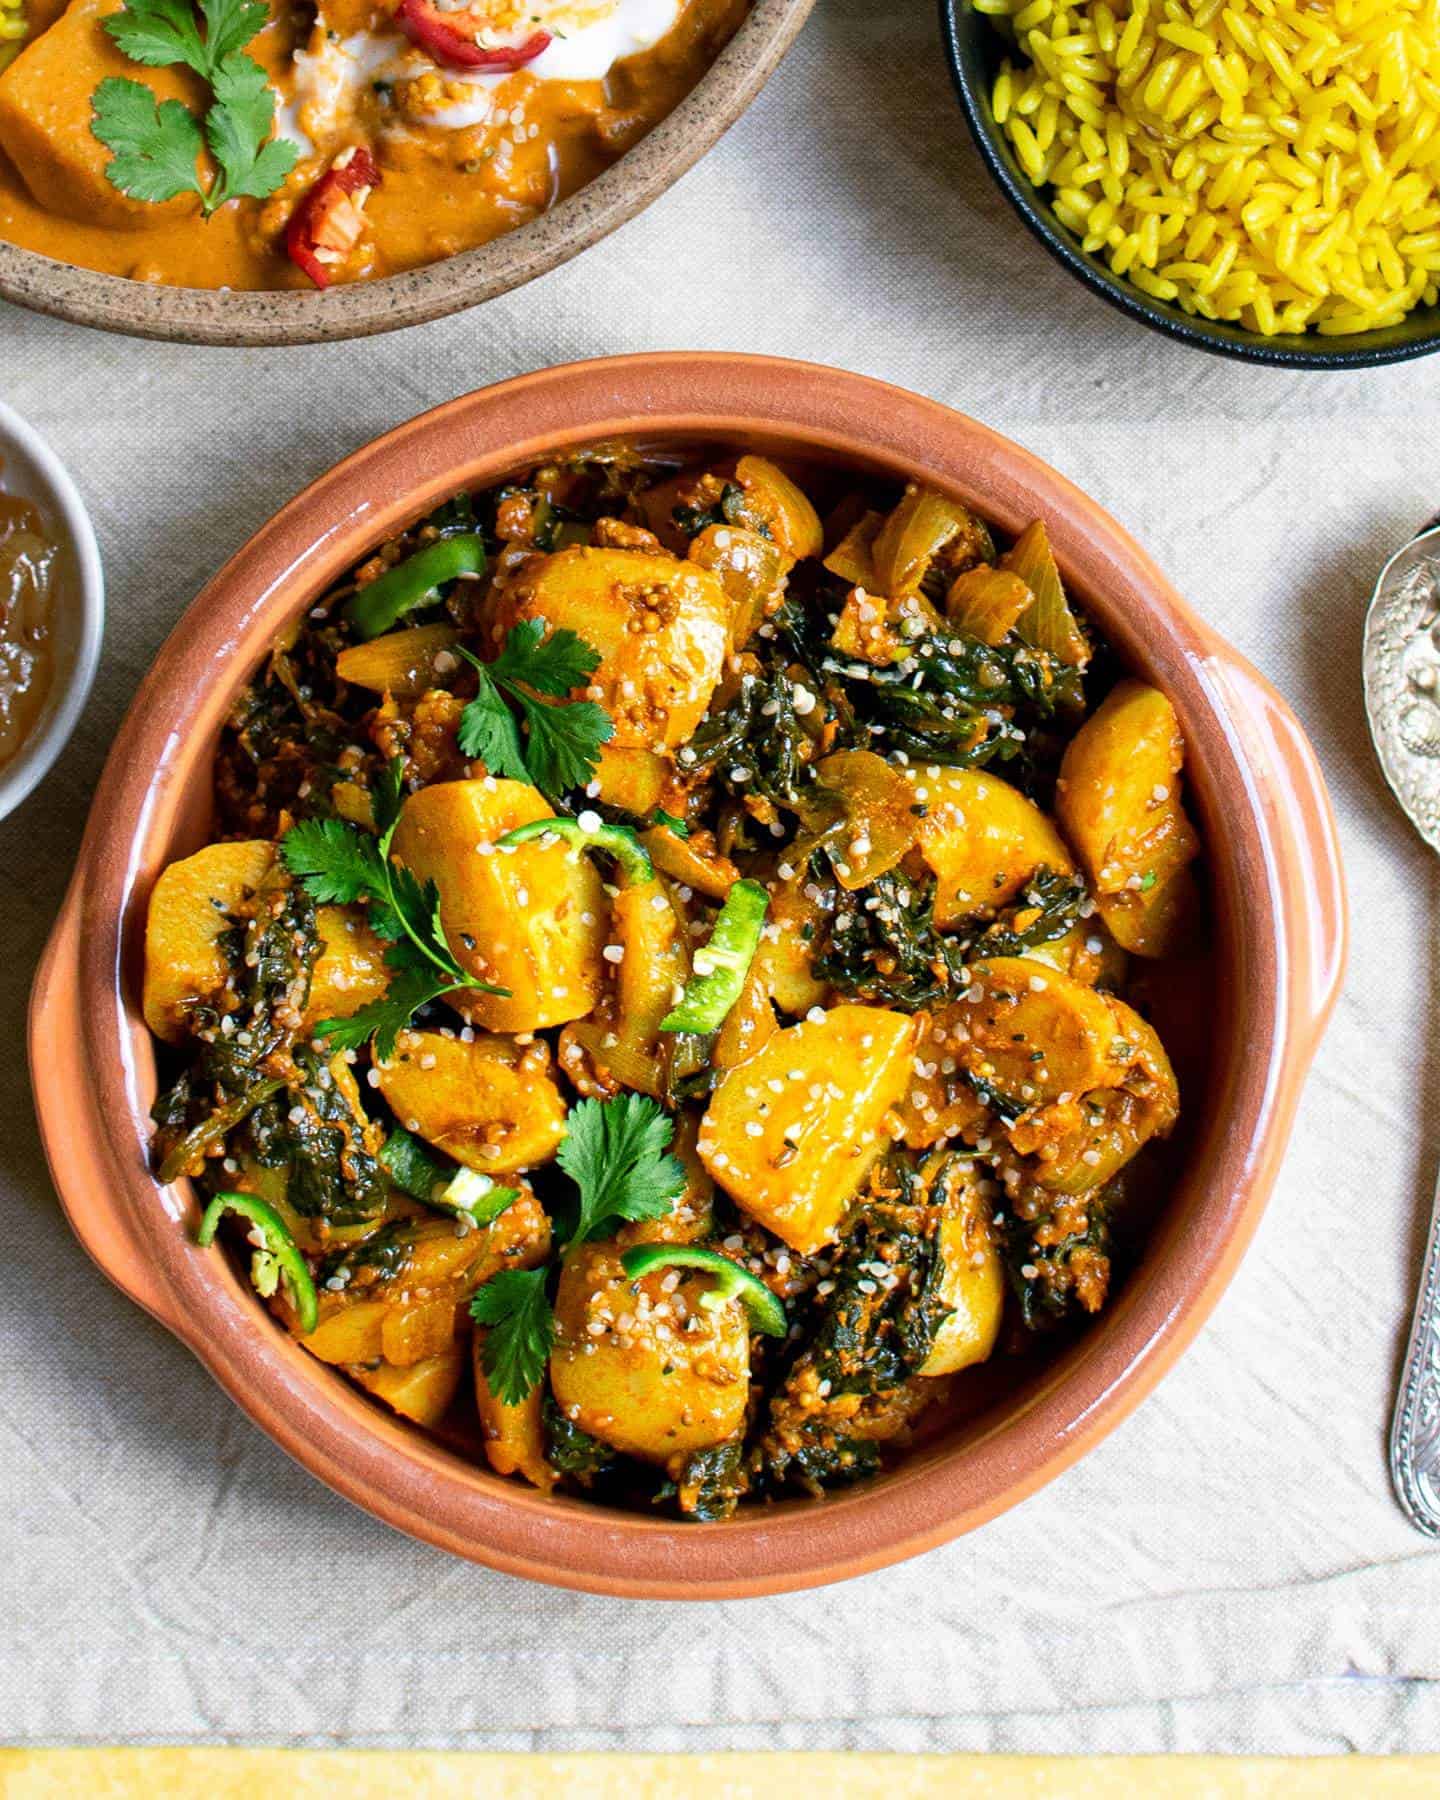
[939,0,1440,369]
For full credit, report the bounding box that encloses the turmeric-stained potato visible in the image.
[945,956,1131,1105]
[299,1195,551,1365]
[348,1345,466,1429]
[302,905,390,1031]
[391,778,606,1032]
[1007,998,1178,1193]
[496,547,730,748]
[375,1029,567,1173]
[1056,680,1201,958]
[473,1337,555,1489]
[591,744,667,817]
[918,1162,1004,1376]
[698,1005,917,1254]
[143,839,276,1044]
[549,1240,750,1462]
[559,873,691,1099]
[905,768,1073,929]
[732,456,823,560]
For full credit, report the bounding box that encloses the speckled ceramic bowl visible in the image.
[0,0,813,347]
[29,355,1347,1595]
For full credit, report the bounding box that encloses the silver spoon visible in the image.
[1363,518,1440,1535]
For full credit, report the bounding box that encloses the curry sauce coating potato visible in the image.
[374,1028,567,1175]
[299,1193,551,1367]
[549,1241,750,1463]
[390,778,606,1033]
[143,840,276,1044]
[0,0,203,230]
[348,1345,467,1431]
[905,767,1074,929]
[947,956,1179,1191]
[145,839,393,1042]
[496,547,730,749]
[697,1005,917,1255]
[1056,679,1201,958]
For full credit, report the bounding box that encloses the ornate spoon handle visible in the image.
[1391,1157,1440,1535]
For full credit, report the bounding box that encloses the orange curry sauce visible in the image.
[0,0,746,288]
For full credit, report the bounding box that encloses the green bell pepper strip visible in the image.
[345,533,487,640]
[619,1244,787,1338]
[494,814,653,886]
[660,878,769,1034]
[196,1190,319,1335]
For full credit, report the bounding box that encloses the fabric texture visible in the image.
[4,0,1440,1754]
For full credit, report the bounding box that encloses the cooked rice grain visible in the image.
[979,0,1440,336]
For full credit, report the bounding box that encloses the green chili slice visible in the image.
[495,813,653,886]
[660,878,769,1034]
[619,1244,787,1338]
[345,533,487,640]
[380,1128,519,1225]
[196,1190,319,1335]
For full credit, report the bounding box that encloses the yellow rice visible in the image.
[978,0,1440,335]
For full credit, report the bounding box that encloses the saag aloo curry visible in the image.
[145,446,1206,1519]
[0,0,744,287]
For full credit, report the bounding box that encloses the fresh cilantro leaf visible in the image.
[511,692,613,798]
[371,756,407,846]
[280,815,385,905]
[650,808,690,837]
[313,961,453,1061]
[103,0,207,70]
[471,1267,555,1407]
[558,1094,686,1245]
[198,0,269,70]
[95,0,298,215]
[456,632,611,798]
[456,667,530,782]
[91,78,204,206]
[490,617,602,698]
[206,52,298,203]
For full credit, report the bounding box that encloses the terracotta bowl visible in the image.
[0,0,813,347]
[29,355,1347,1596]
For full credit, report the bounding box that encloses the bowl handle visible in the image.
[28,888,183,1338]
[1200,650,1348,1053]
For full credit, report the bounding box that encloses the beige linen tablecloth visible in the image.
[4,0,1440,1755]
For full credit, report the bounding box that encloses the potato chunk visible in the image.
[0,0,203,228]
[348,1346,466,1429]
[495,547,729,748]
[698,1004,916,1253]
[303,905,390,1031]
[390,778,605,1032]
[143,840,275,1044]
[905,768,1073,929]
[936,957,1178,1191]
[1056,680,1201,957]
[918,1163,1004,1376]
[549,1241,750,1463]
[375,1029,567,1174]
[300,1195,550,1366]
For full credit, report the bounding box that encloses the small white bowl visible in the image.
[0,400,104,822]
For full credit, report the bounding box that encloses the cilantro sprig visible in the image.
[92,0,298,216]
[470,1095,686,1405]
[457,619,613,799]
[280,758,508,1058]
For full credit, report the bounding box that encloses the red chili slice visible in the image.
[285,146,381,291]
[396,0,552,72]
